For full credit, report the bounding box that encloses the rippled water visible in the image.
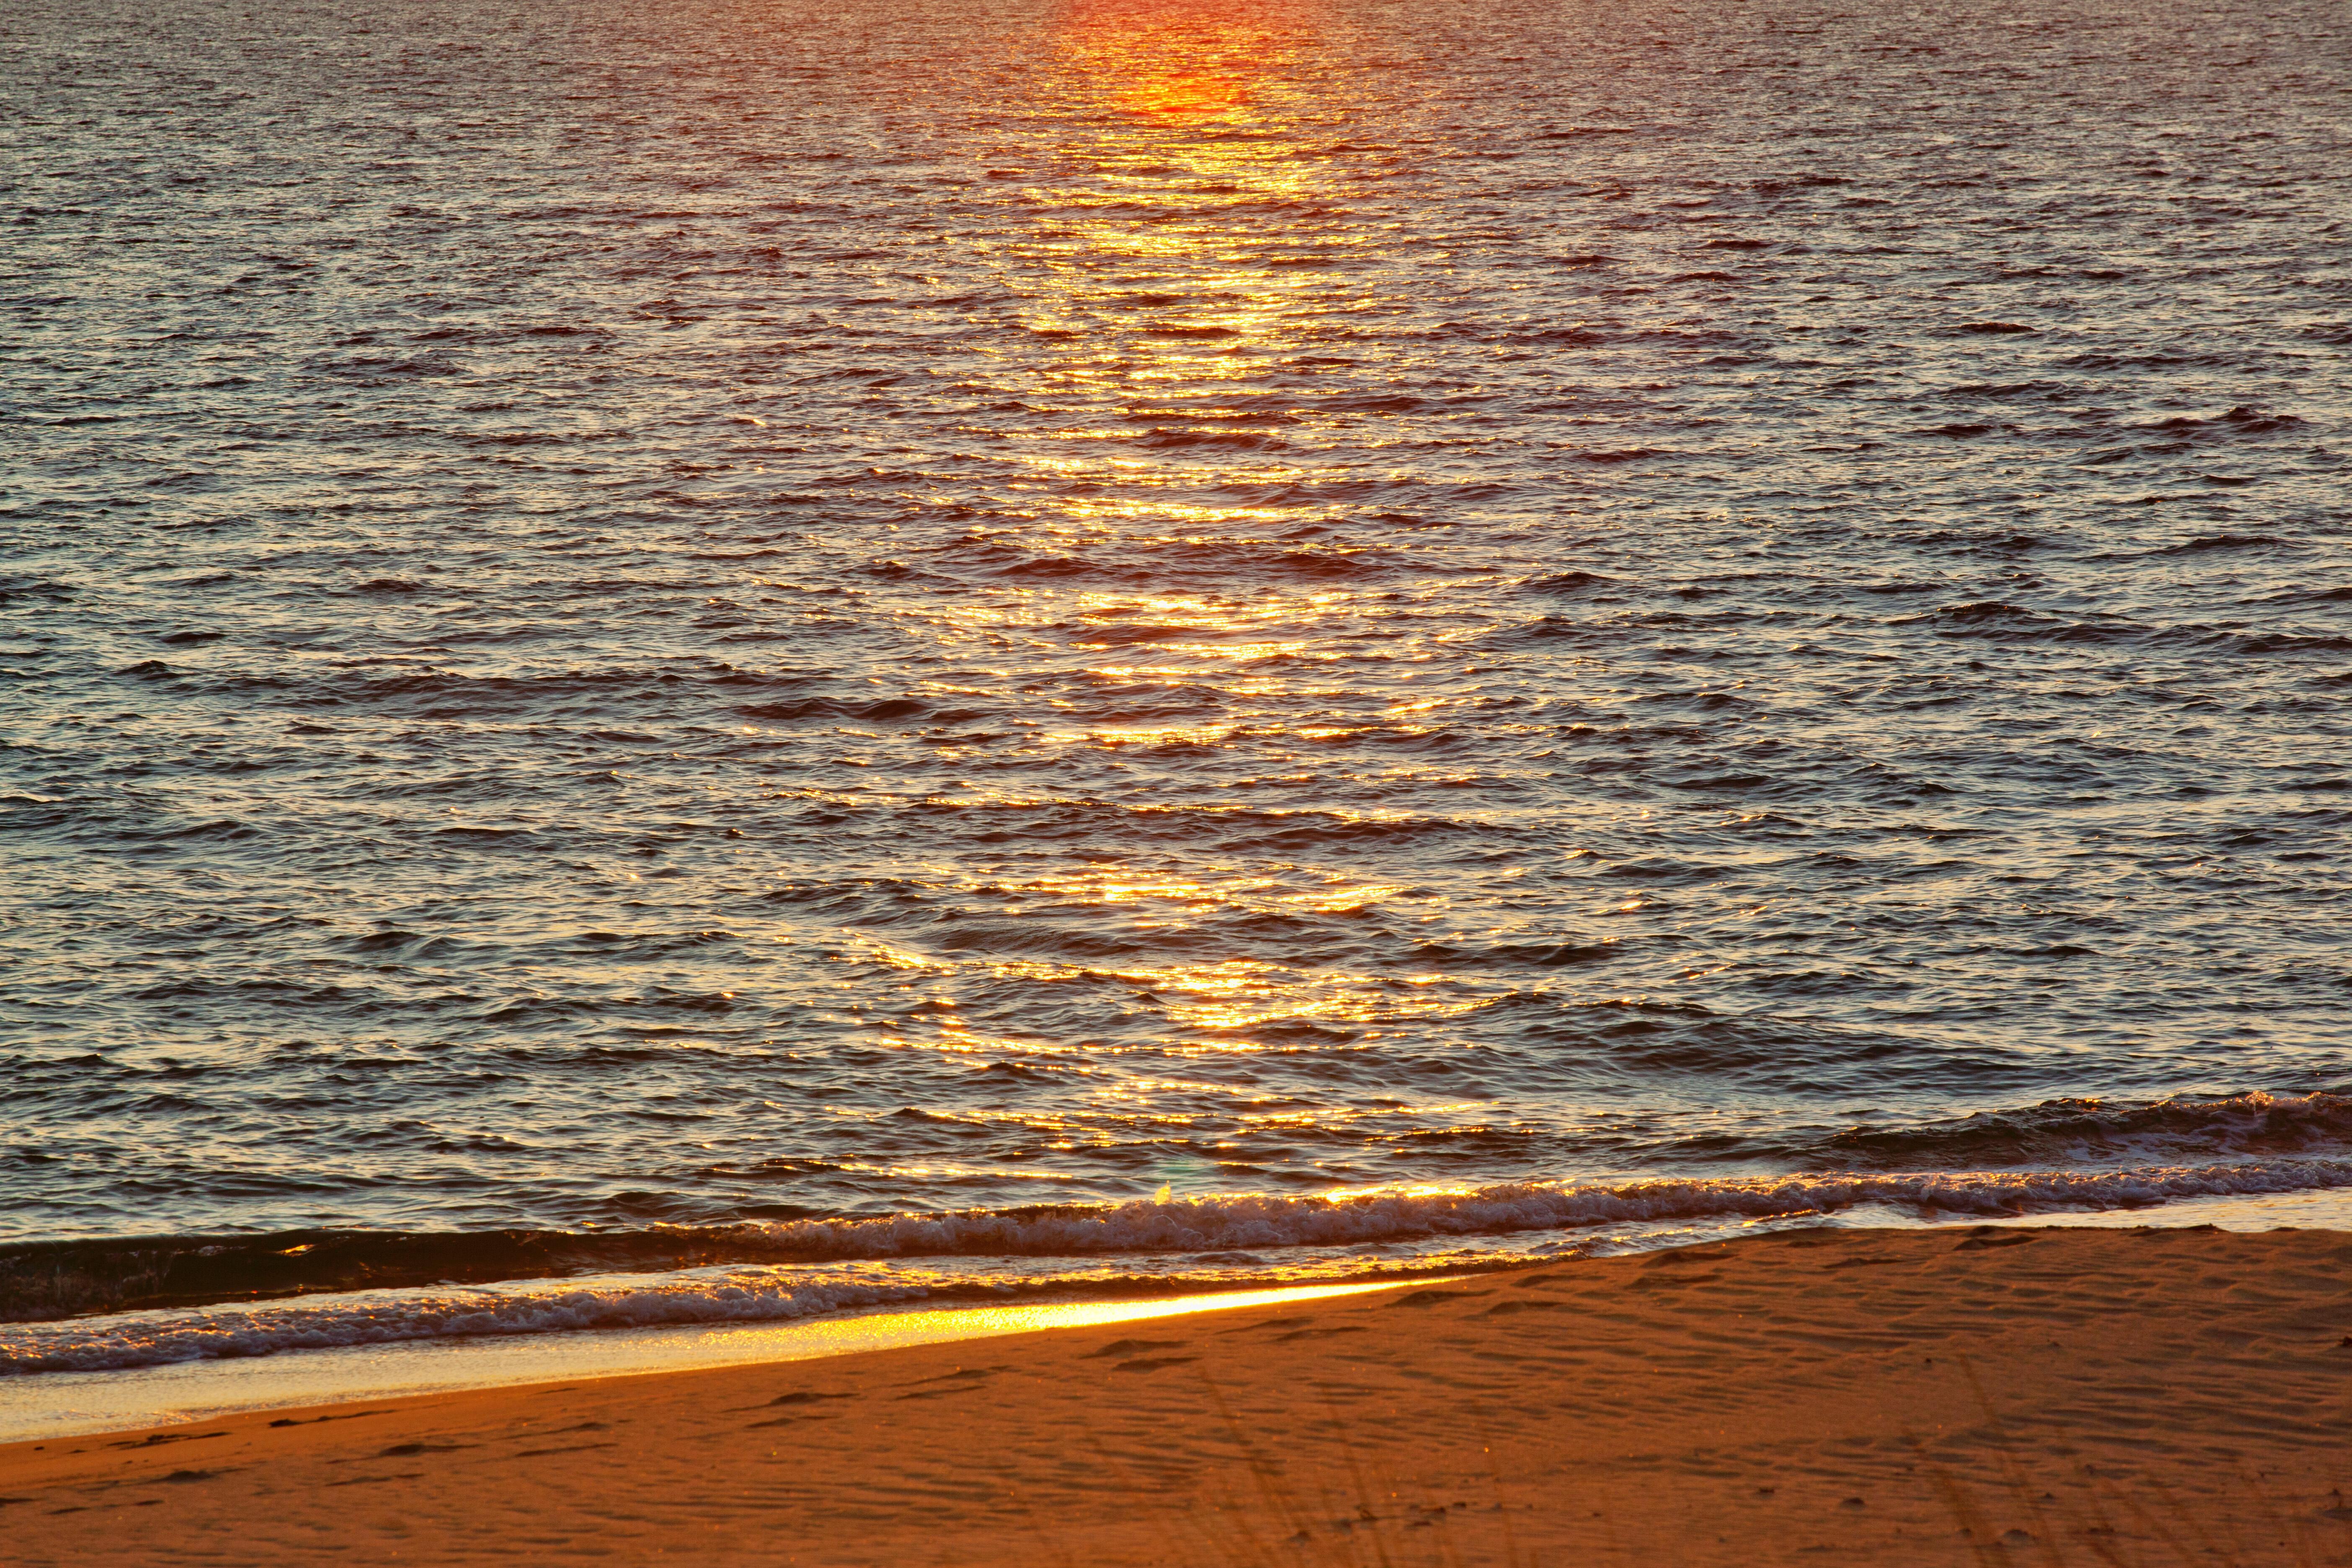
[5,0,2350,1360]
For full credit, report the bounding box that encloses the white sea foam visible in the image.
[732,1153,2352,1262]
[10,1157,2349,1375]
[0,1274,943,1376]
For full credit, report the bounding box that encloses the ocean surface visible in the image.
[5,0,2349,1375]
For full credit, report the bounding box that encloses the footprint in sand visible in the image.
[1081,1338,1188,1359]
[1388,1290,1489,1308]
[897,1366,1004,1399]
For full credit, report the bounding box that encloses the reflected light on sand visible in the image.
[0,1279,1431,1444]
[712,1277,1413,1358]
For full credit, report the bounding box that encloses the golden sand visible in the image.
[5,1225,2349,1565]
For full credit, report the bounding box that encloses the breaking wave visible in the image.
[14,1091,2346,1323]
[10,1150,2351,1373]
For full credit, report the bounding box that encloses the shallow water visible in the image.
[4,0,2350,1364]
[0,1277,1413,1441]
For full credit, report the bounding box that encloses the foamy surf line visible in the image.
[10,1158,2352,1379]
[17,1089,2350,1324]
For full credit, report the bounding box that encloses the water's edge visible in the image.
[13,1187,2351,1446]
[10,1175,2351,1386]
[0,1278,1426,1445]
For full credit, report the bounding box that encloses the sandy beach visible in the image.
[5,1223,2348,1565]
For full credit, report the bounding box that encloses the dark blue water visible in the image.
[4,0,2350,1366]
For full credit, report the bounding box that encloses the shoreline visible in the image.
[6,1223,2349,1565]
[18,1185,2352,1392]
[0,1277,1426,1445]
[18,1152,2352,1332]
[13,1184,2352,1442]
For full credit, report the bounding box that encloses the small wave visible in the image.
[2233,631,2352,656]
[1819,1091,2352,1169]
[736,695,932,723]
[1524,570,1616,594]
[2161,533,2282,553]
[14,1114,2352,1341]
[0,1274,944,1376]
[2135,405,2303,437]
[10,1159,2352,1373]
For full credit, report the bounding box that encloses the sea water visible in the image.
[4,0,2349,1378]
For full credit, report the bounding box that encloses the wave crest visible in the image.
[9,1154,2351,1374]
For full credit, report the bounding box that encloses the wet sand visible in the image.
[5,1225,2349,1566]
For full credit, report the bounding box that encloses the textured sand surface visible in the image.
[5,1225,2350,1565]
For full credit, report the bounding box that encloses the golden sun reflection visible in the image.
[1124,72,1247,121]
[1005,0,1333,431]
[1052,0,1303,125]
